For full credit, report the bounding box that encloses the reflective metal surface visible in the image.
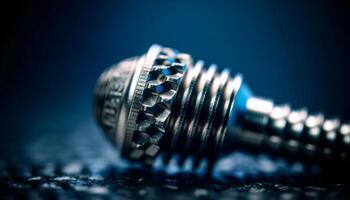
[94,44,350,167]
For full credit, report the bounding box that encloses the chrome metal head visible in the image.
[95,44,349,168]
[94,55,140,153]
[94,45,190,164]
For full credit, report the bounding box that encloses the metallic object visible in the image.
[94,44,350,166]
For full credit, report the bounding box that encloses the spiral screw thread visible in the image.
[234,97,350,163]
[94,44,350,167]
[162,61,238,161]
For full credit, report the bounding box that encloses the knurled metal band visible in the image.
[125,47,190,164]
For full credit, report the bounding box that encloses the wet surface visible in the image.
[1,113,349,199]
[2,1,350,199]
[1,174,350,199]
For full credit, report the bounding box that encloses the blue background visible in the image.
[1,0,349,178]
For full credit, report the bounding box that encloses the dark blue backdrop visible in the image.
[1,0,349,168]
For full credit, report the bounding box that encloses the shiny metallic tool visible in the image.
[94,44,350,166]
